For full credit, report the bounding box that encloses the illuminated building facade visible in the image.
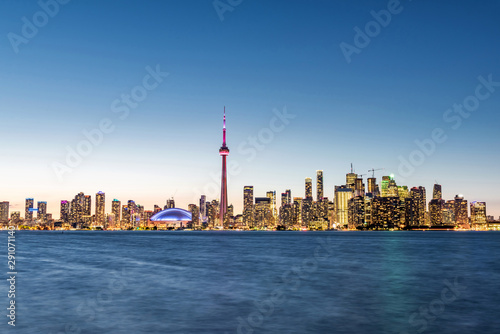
[25,198,34,221]
[266,191,277,221]
[335,186,353,229]
[454,195,468,229]
[96,191,105,225]
[348,196,365,229]
[243,186,254,227]
[60,200,70,223]
[112,199,121,224]
[470,201,487,229]
[0,201,9,223]
[433,184,442,200]
[316,170,323,200]
[37,201,47,222]
[429,199,444,226]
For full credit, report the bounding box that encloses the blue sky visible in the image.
[0,0,499,218]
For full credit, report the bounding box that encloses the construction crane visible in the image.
[368,168,384,178]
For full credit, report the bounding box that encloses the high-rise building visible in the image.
[305,177,313,200]
[429,199,444,226]
[348,196,365,229]
[188,204,200,227]
[433,184,442,200]
[96,191,105,225]
[454,195,468,229]
[200,195,207,222]
[443,201,455,225]
[37,201,47,222]
[25,198,34,221]
[255,197,272,228]
[354,177,365,197]
[243,186,254,227]
[301,198,312,227]
[122,205,130,226]
[165,199,175,209]
[10,212,20,225]
[409,186,426,225]
[316,170,324,200]
[60,200,70,223]
[266,191,277,221]
[219,108,230,228]
[335,185,353,229]
[112,199,121,223]
[293,197,302,227]
[470,201,487,228]
[83,195,91,216]
[0,201,9,223]
[367,178,377,195]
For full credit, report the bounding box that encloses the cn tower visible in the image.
[219,107,229,227]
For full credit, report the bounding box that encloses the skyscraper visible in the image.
[367,178,377,195]
[433,184,442,200]
[266,191,277,221]
[96,191,105,225]
[243,186,254,227]
[0,201,9,223]
[454,195,468,229]
[37,201,47,222]
[25,198,34,221]
[200,195,207,222]
[335,185,353,229]
[219,108,229,228]
[316,170,324,200]
[305,177,312,200]
[60,200,70,223]
[409,187,426,226]
[112,199,121,223]
[84,195,91,216]
[470,201,487,228]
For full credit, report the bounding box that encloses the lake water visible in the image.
[1,231,499,333]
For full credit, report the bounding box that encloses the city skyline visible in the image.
[0,1,499,218]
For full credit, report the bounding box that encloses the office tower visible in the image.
[188,204,200,227]
[279,203,293,227]
[200,195,207,222]
[354,177,365,197]
[316,170,324,200]
[255,197,272,228]
[367,177,377,195]
[83,195,91,216]
[0,201,9,223]
[25,198,34,221]
[301,197,312,227]
[429,199,444,226]
[346,164,357,190]
[398,186,409,226]
[10,212,20,225]
[112,199,121,223]
[454,195,468,229]
[433,184,442,200]
[381,176,390,197]
[228,204,234,217]
[409,186,426,225]
[96,191,105,225]
[384,175,398,197]
[335,185,353,229]
[364,193,373,227]
[209,199,220,227]
[219,108,230,228]
[266,191,277,221]
[305,177,313,200]
[243,186,254,227]
[70,192,85,224]
[285,189,292,205]
[37,201,47,222]
[60,200,70,223]
[293,197,303,227]
[348,196,364,229]
[281,192,288,208]
[470,201,487,228]
[122,205,130,226]
[165,199,175,209]
[153,205,162,213]
[318,197,329,221]
[443,201,455,225]
[372,196,400,229]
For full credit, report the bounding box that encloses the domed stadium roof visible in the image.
[150,208,192,222]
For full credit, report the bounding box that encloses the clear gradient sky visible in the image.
[1,0,499,218]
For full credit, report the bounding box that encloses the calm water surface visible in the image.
[1,231,499,333]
